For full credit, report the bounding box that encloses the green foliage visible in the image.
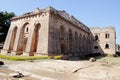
[52,55,62,59]
[0,11,15,42]
[46,55,62,60]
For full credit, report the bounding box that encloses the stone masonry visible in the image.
[1,6,116,56]
[90,27,116,55]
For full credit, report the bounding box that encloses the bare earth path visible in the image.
[0,57,120,80]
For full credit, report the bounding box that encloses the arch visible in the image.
[60,25,66,54]
[95,35,98,41]
[75,32,78,52]
[83,35,86,52]
[60,26,65,40]
[81,35,84,52]
[16,22,29,55]
[30,23,41,56]
[84,36,87,52]
[105,44,109,49]
[69,29,73,52]
[86,36,89,52]
[105,33,110,38]
[26,27,29,32]
[79,34,82,52]
[9,27,17,52]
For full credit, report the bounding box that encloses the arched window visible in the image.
[75,32,78,52]
[79,34,82,51]
[95,35,98,41]
[60,26,66,53]
[83,35,86,52]
[86,37,89,51]
[94,46,99,49]
[26,27,28,32]
[105,44,109,49]
[69,29,72,51]
[60,26,65,40]
[105,34,107,38]
[105,33,110,38]
[81,35,84,52]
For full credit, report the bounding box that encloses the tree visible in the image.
[0,11,15,43]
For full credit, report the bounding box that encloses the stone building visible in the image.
[116,44,120,52]
[90,27,116,55]
[1,6,116,56]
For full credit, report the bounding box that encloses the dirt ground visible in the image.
[0,57,120,80]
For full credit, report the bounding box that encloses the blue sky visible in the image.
[0,0,120,44]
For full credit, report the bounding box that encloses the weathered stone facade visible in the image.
[90,27,116,55]
[116,44,120,52]
[1,6,116,56]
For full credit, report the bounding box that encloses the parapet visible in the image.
[11,6,90,32]
[90,26,115,32]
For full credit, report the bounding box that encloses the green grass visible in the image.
[54,55,62,59]
[0,54,62,61]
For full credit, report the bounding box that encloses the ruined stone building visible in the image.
[116,44,120,52]
[1,6,116,56]
[90,27,116,55]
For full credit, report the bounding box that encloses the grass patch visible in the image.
[0,54,49,61]
[0,54,62,61]
[54,55,62,59]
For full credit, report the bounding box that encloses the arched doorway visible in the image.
[69,29,73,52]
[75,32,78,52]
[30,23,40,56]
[60,26,66,54]
[83,35,86,52]
[17,22,29,55]
[86,37,89,52]
[9,27,17,52]
[79,34,82,52]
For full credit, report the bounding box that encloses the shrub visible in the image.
[48,55,62,59]
[54,55,62,59]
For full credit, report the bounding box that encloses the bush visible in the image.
[48,55,62,59]
[54,55,62,59]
